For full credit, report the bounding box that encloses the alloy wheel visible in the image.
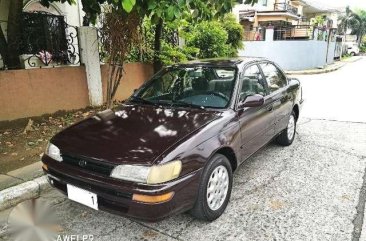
[206,165,229,211]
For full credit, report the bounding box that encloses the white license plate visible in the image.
[67,184,98,210]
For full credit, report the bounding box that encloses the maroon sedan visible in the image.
[42,57,303,221]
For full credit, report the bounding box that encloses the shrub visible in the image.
[186,21,230,58]
[127,15,245,64]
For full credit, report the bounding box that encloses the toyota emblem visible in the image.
[78,160,87,167]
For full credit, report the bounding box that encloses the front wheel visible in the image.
[276,111,297,146]
[190,154,233,221]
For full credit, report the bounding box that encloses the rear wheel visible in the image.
[276,111,297,146]
[190,154,233,221]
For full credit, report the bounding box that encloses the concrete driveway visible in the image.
[1,57,366,241]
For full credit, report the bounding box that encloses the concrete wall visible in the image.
[327,41,336,64]
[0,66,89,121]
[0,63,154,121]
[101,63,154,102]
[239,29,336,71]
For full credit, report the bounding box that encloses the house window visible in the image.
[19,12,68,63]
[261,0,268,6]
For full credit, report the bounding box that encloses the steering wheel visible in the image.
[200,91,230,101]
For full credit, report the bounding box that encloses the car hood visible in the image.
[52,104,221,165]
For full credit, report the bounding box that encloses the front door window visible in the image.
[239,64,266,103]
[259,63,287,93]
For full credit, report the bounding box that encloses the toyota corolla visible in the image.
[42,57,303,221]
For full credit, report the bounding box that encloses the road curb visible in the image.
[286,56,363,75]
[342,56,362,63]
[286,63,345,75]
[0,176,49,211]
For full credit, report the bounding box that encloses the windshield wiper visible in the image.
[172,100,205,109]
[129,96,159,106]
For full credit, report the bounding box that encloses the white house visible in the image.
[233,0,341,70]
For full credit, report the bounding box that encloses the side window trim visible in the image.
[256,61,271,96]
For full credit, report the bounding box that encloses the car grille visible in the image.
[48,168,133,201]
[61,153,115,176]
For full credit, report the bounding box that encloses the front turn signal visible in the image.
[132,192,174,204]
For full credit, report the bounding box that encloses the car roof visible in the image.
[175,57,267,68]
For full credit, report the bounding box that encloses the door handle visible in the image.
[267,105,274,112]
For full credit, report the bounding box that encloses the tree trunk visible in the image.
[0,26,9,68]
[153,18,163,73]
[6,0,23,69]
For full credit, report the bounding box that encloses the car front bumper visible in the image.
[42,155,202,222]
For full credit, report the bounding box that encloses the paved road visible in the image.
[1,58,366,241]
[295,57,366,123]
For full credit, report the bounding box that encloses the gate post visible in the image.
[78,27,103,106]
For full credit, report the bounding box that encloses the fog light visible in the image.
[132,192,174,204]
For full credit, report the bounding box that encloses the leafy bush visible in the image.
[360,44,366,53]
[127,14,244,63]
[186,21,230,58]
[221,14,244,56]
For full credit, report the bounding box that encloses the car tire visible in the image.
[276,110,297,146]
[351,52,356,56]
[190,154,233,221]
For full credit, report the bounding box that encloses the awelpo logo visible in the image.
[6,198,60,241]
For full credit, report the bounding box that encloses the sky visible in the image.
[306,0,366,10]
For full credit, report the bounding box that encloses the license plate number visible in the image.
[67,184,98,210]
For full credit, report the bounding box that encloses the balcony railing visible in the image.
[273,3,299,16]
[273,25,313,40]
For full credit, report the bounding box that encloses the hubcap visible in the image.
[206,165,229,211]
[287,115,296,140]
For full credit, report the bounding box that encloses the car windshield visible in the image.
[132,66,237,109]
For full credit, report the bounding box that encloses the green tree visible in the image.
[338,7,366,44]
[353,9,366,44]
[221,13,244,56]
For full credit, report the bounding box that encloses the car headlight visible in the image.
[46,143,63,162]
[110,160,182,184]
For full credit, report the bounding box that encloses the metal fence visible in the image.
[273,25,314,40]
[1,11,79,70]
[272,26,331,41]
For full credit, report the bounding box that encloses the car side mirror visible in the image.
[238,94,265,109]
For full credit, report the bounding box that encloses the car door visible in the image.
[237,64,276,162]
[259,62,293,135]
